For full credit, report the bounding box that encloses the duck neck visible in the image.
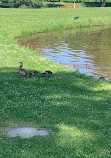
[19,65,23,70]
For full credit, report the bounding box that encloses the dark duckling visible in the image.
[42,70,53,76]
[74,17,79,20]
[29,70,38,77]
[98,77,105,80]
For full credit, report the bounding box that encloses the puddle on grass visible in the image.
[3,127,51,138]
[18,25,111,80]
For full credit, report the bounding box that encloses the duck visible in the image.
[29,70,38,77]
[42,70,53,76]
[32,70,38,74]
[98,77,105,80]
[74,17,79,20]
[60,63,66,67]
[70,64,75,68]
[19,62,29,77]
[86,64,92,69]
[76,65,79,70]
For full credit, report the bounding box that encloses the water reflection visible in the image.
[19,25,111,80]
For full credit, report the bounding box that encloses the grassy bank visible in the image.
[0,6,111,158]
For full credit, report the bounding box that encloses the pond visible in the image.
[19,25,111,80]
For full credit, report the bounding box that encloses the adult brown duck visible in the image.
[19,62,29,77]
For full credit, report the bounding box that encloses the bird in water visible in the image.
[70,64,75,68]
[60,63,66,67]
[98,77,105,80]
[42,70,53,76]
[19,62,29,77]
[76,65,79,70]
[86,64,92,69]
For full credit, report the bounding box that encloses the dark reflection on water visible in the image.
[18,25,111,80]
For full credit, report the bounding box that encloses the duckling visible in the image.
[70,64,75,68]
[42,70,53,76]
[86,64,92,69]
[19,62,29,77]
[60,63,66,67]
[98,77,105,80]
[29,70,38,77]
[76,65,79,70]
[32,70,38,74]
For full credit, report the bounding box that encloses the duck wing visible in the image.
[19,68,29,76]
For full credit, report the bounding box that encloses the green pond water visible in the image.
[19,25,111,80]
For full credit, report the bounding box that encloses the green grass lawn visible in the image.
[0,6,111,158]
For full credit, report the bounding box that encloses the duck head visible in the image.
[19,62,23,67]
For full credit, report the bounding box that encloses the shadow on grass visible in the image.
[0,67,111,157]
